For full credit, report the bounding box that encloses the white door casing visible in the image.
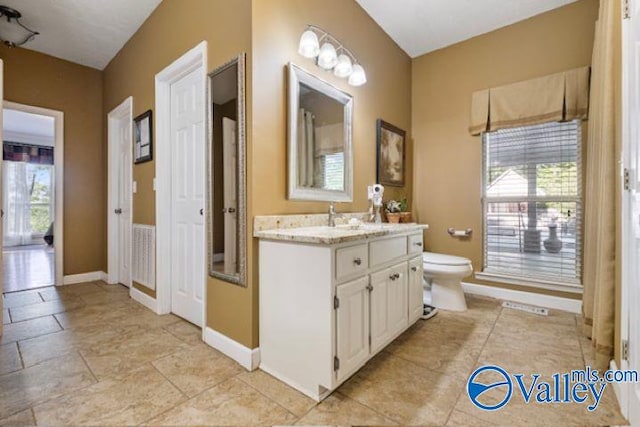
[155,42,207,331]
[0,59,3,336]
[222,117,237,274]
[623,0,640,422]
[169,67,206,327]
[3,101,64,287]
[108,97,133,288]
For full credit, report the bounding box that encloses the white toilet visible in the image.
[422,252,472,312]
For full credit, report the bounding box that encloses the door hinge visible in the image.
[624,168,631,191]
[334,296,340,310]
[334,356,340,371]
[368,334,371,347]
[624,0,631,19]
[623,339,630,360]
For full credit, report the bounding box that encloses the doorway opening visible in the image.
[2,104,63,292]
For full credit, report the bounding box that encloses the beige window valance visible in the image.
[469,66,590,136]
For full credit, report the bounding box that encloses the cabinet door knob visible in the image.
[411,266,418,272]
[414,242,423,247]
[353,257,362,266]
[396,273,401,279]
[366,284,373,292]
[389,274,396,281]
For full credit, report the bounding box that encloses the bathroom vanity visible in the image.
[255,219,428,401]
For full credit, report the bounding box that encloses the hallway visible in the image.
[2,245,54,293]
[0,282,626,426]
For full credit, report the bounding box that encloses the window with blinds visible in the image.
[482,120,582,286]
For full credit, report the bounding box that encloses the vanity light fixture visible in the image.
[0,5,39,48]
[297,25,367,86]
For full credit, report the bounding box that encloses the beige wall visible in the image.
[102,0,252,303]
[0,46,105,275]
[248,0,413,347]
[411,0,599,299]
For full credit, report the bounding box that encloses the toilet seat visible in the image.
[422,252,470,267]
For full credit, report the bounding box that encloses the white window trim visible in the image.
[475,271,583,294]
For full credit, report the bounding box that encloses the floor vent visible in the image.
[132,224,156,291]
[502,301,549,316]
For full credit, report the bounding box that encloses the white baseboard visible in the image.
[130,285,160,314]
[204,327,260,371]
[462,282,582,314]
[62,271,108,285]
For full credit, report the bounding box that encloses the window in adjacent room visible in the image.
[482,120,582,287]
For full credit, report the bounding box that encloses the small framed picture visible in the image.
[376,119,406,187]
[134,110,153,164]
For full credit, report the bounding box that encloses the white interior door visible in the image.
[625,1,640,422]
[170,67,205,327]
[0,59,4,336]
[222,117,237,274]
[117,115,132,287]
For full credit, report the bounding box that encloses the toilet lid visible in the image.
[422,252,470,267]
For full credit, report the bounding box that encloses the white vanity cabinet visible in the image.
[258,226,426,401]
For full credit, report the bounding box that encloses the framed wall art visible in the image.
[134,109,153,164]
[376,119,405,187]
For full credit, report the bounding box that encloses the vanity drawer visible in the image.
[407,233,424,254]
[370,236,407,267]
[336,244,368,280]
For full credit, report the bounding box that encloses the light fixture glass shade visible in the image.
[348,64,367,86]
[0,6,38,47]
[317,42,338,70]
[333,54,353,78]
[298,29,319,58]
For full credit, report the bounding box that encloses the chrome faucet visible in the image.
[328,202,345,227]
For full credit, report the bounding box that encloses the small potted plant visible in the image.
[399,197,412,223]
[385,200,402,223]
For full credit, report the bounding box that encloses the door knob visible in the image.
[353,257,362,266]
[114,208,122,214]
[200,208,204,215]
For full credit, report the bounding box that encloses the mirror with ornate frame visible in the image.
[207,54,247,286]
[288,63,353,202]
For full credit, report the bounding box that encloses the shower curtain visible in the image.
[581,0,620,370]
[297,108,315,187]
[3,161,32,247]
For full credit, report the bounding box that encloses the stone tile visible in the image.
[446,409,496,426]
[162,320,202,346]
[152,343,243,397]
[9,297,84,323]
[477,331,584,376]
[81,327,187,379]
[2,292,42,309]
[338,352,465,425]
[57,282,105,296]
[18,324,142,368]
[33,364,184,426]
[237,369,316,417]
[95,282,129,293]
[0,343,22,375]
[38,287,75,302]
[0,409,35,427]
[0,353,96,419]
[55,303,179,332]
[79,290,132,306]
[296,392,395,426]
[2,309,9,325]
[386,315,492,378]
[146,378,297,426]
[0,316,61,345]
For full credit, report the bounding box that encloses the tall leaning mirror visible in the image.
[288,63,353,202]
[207,54,246,286]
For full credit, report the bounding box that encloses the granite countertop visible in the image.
[254,223,429,245]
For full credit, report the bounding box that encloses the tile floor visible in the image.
[0,282,628,426]
[2,245,54,293]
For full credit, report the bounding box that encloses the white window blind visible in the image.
[482,120,582,286]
